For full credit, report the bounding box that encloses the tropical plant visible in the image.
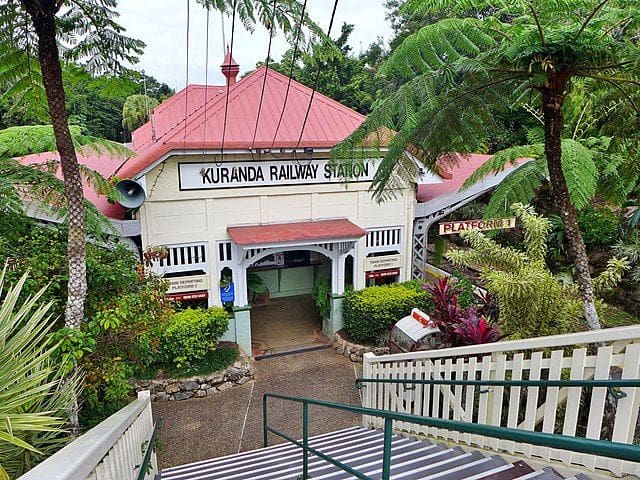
[332,0,640,332]
[446,204,629,339]
[452,311,501,346]
[0,1,145,330]
[311,277,331,319]
[122,94,159,132]
[0,270,79,478]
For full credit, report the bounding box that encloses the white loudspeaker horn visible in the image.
[115,179,146,209]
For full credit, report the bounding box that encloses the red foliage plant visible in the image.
[424,277,500,347]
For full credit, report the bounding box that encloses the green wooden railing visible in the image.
[263,378,640,480]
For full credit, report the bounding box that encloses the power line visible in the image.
[203,6,210,150]
[270,0,309,150]
[294,0,340,154]
[183,0,190,151]
[220,0,237,157]
[250,0,278,152]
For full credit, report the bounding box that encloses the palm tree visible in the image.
[333,0,640,331]
[1,0,317,330]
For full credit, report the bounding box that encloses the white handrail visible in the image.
[362,325,640,476]
[19,391,153,480]
[368,324,640,363]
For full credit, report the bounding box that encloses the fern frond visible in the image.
[484,159,547,217]
[462,143,542,189]
[559,138,599,210]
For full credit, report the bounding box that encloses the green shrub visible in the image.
[166,346,239,378]
[161,307,229,370]
[343,283,431,343]
[312,277,331,319]
[578,205,621,247]
[452,271,475,308]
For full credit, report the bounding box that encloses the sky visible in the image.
[116,1,394,90]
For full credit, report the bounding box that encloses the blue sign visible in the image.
[220,282,235,303]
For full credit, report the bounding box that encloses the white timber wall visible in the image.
[138,153,416,302]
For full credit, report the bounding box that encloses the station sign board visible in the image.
[178,158,379,190]
[167,274,211,294]
[167,291,208,302]
[364,254,402,272]
[438,217,516,235]
[366,268,400,280]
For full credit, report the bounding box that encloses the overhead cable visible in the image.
[294,0,340,155]
[220,0,237,157]
[250,0,278,152]
[270,0,309,150]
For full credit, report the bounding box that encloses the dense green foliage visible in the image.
[447,204,628,339]
[0,65,171,142]
[161,307,230,371]
[343,281,431,343]
[0,214,139,323]
[578,205,621,248]
[0,272,79,478]
[311,277,331,319]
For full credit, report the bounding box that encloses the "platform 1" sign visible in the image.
[439,217,516,235]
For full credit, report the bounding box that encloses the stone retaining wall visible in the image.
[331,330,389,362]
[133,358,255,401]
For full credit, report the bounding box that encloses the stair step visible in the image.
[160,427,592,480]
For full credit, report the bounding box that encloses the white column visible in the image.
[330,249,340,295]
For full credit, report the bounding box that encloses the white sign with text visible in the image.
[178,159,379,190]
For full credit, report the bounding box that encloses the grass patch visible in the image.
[600,304,640,328]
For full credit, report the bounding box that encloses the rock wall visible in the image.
[331,330,389,363]
[133,358,255,401]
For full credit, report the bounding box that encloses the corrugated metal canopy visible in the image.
[227,219,366,246]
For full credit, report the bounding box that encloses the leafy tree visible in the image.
[446,204,628,339]
[267,23,385,113]
[0,271,80,478]
[333,0,640,331]
[0,0,145,332]
[0,0,313,334]
[122,94,159,132]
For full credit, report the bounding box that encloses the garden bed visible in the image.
[133,344,255,401]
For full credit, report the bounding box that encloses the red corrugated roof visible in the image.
[117,66,366,179]
[416,153,528,202]
[16,149,128,219]
[227,219,366,246]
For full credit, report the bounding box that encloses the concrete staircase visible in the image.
[160,427,592,480]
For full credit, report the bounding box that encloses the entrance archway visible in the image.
[246,248,332,357]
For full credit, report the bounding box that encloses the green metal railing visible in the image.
[135,419,162,480]
[263,378,640,480]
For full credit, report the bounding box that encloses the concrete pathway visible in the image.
[153,348,363,468]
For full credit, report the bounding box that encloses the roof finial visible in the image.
[221,46,239,86]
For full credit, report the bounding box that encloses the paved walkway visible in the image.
[153,348,363,469]
[251,295,328,357]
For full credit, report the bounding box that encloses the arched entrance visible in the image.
[224,219,366,357]
[247,248,332,356]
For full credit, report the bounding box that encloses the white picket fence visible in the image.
[19,391,157,480]
[362,325,640,477]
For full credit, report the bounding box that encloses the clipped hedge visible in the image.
[343,282,432,343]
[161,307,229,370]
